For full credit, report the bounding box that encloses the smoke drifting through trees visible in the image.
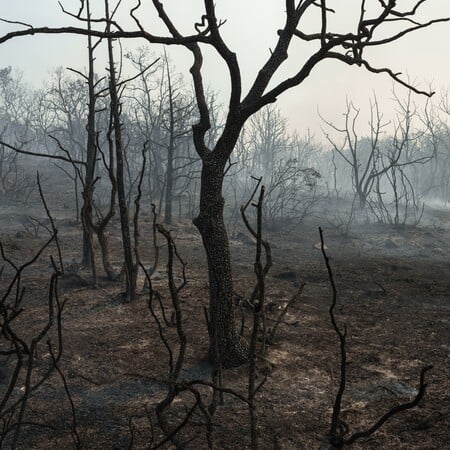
[1,66,450,227]
[0,1,449,448]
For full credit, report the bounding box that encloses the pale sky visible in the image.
[0,0,449,138]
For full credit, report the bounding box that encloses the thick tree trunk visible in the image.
[193,156,248,368]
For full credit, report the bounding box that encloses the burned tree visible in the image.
[125,49,198,223]
[136,2,449,366]
[0,68,35,203]
[160,52,195,225]
[322,98,391,209]
[0,1,448,366]
[81,0,99,272]
[323,92,433,224]
[104,0,137,302]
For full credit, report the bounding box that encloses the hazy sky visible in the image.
[0,0,449,138]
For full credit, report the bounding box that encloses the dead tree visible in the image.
[322,97,392,208]
[1,0,448,365]
[418,97,447,200]
[368,90,431,226]
[124,49,165,207]
[89,110,119,281]
[0,68,36,203]
[125,49,197,224]
[229,105,322,230]
[81,0,99,271]
[0,236,66,448]
[319,227,433,449]
[241,180,270,450]
[104,0,136,302]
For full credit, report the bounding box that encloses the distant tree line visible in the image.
[1,63,449,230]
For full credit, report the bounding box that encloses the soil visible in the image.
[0,175,449,449]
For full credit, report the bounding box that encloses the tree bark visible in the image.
[105,0,136,302]
[164,55,175,225]
[164,122,174,225]
[193,154,248,368]
[81,0,97,272]
[97,228,118,281]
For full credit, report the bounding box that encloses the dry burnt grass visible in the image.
[0,209,449,449]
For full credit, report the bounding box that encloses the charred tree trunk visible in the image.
[97,227,118,281]
[193,154,248,368]
[91,122,118,282]
[106,0,136,301]
[164,110,175,224]
[163,55,175,225]
[81,0,97,273]
[164,141,174,225]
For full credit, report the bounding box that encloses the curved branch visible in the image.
[0,25,209,46]
[0,140,86,165]
[344,365,433,446]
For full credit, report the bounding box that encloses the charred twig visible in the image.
[240,177,272,352]
[319,227,348,446]
[0,233,55,310]
[240,178,273,450]
[131,142,148,296]
[36,172,64,275]
[141,264,174,374]
[267,283,305,345]
[319,227,433,448]
[140,214,189,448]
[1,256,65,448]
[0,139,87,166]
[148,203,160,278]
[48,340,82,449]
[22,215,51,238]
[344,364,433,446]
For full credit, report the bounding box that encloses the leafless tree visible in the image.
[1,0,448,365]
[319,227,433,449]
[104,0,137,302]
[323,92,433,226]
[418,92,450,203]
[322,97,391,208]
[125,48,166,206]
[226,105,322,230]
[0,236,66,448]
[0,67,36,203]
[368,90,431,225]
[80,0,100,271]
[125,49,199,223]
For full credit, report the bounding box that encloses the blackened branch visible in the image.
[318,227,348,445]
[319,227,434,448]
[345,364,433,446]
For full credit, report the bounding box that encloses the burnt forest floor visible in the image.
[0,199,449,449]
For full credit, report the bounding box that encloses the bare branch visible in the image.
[0,140,86,166]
